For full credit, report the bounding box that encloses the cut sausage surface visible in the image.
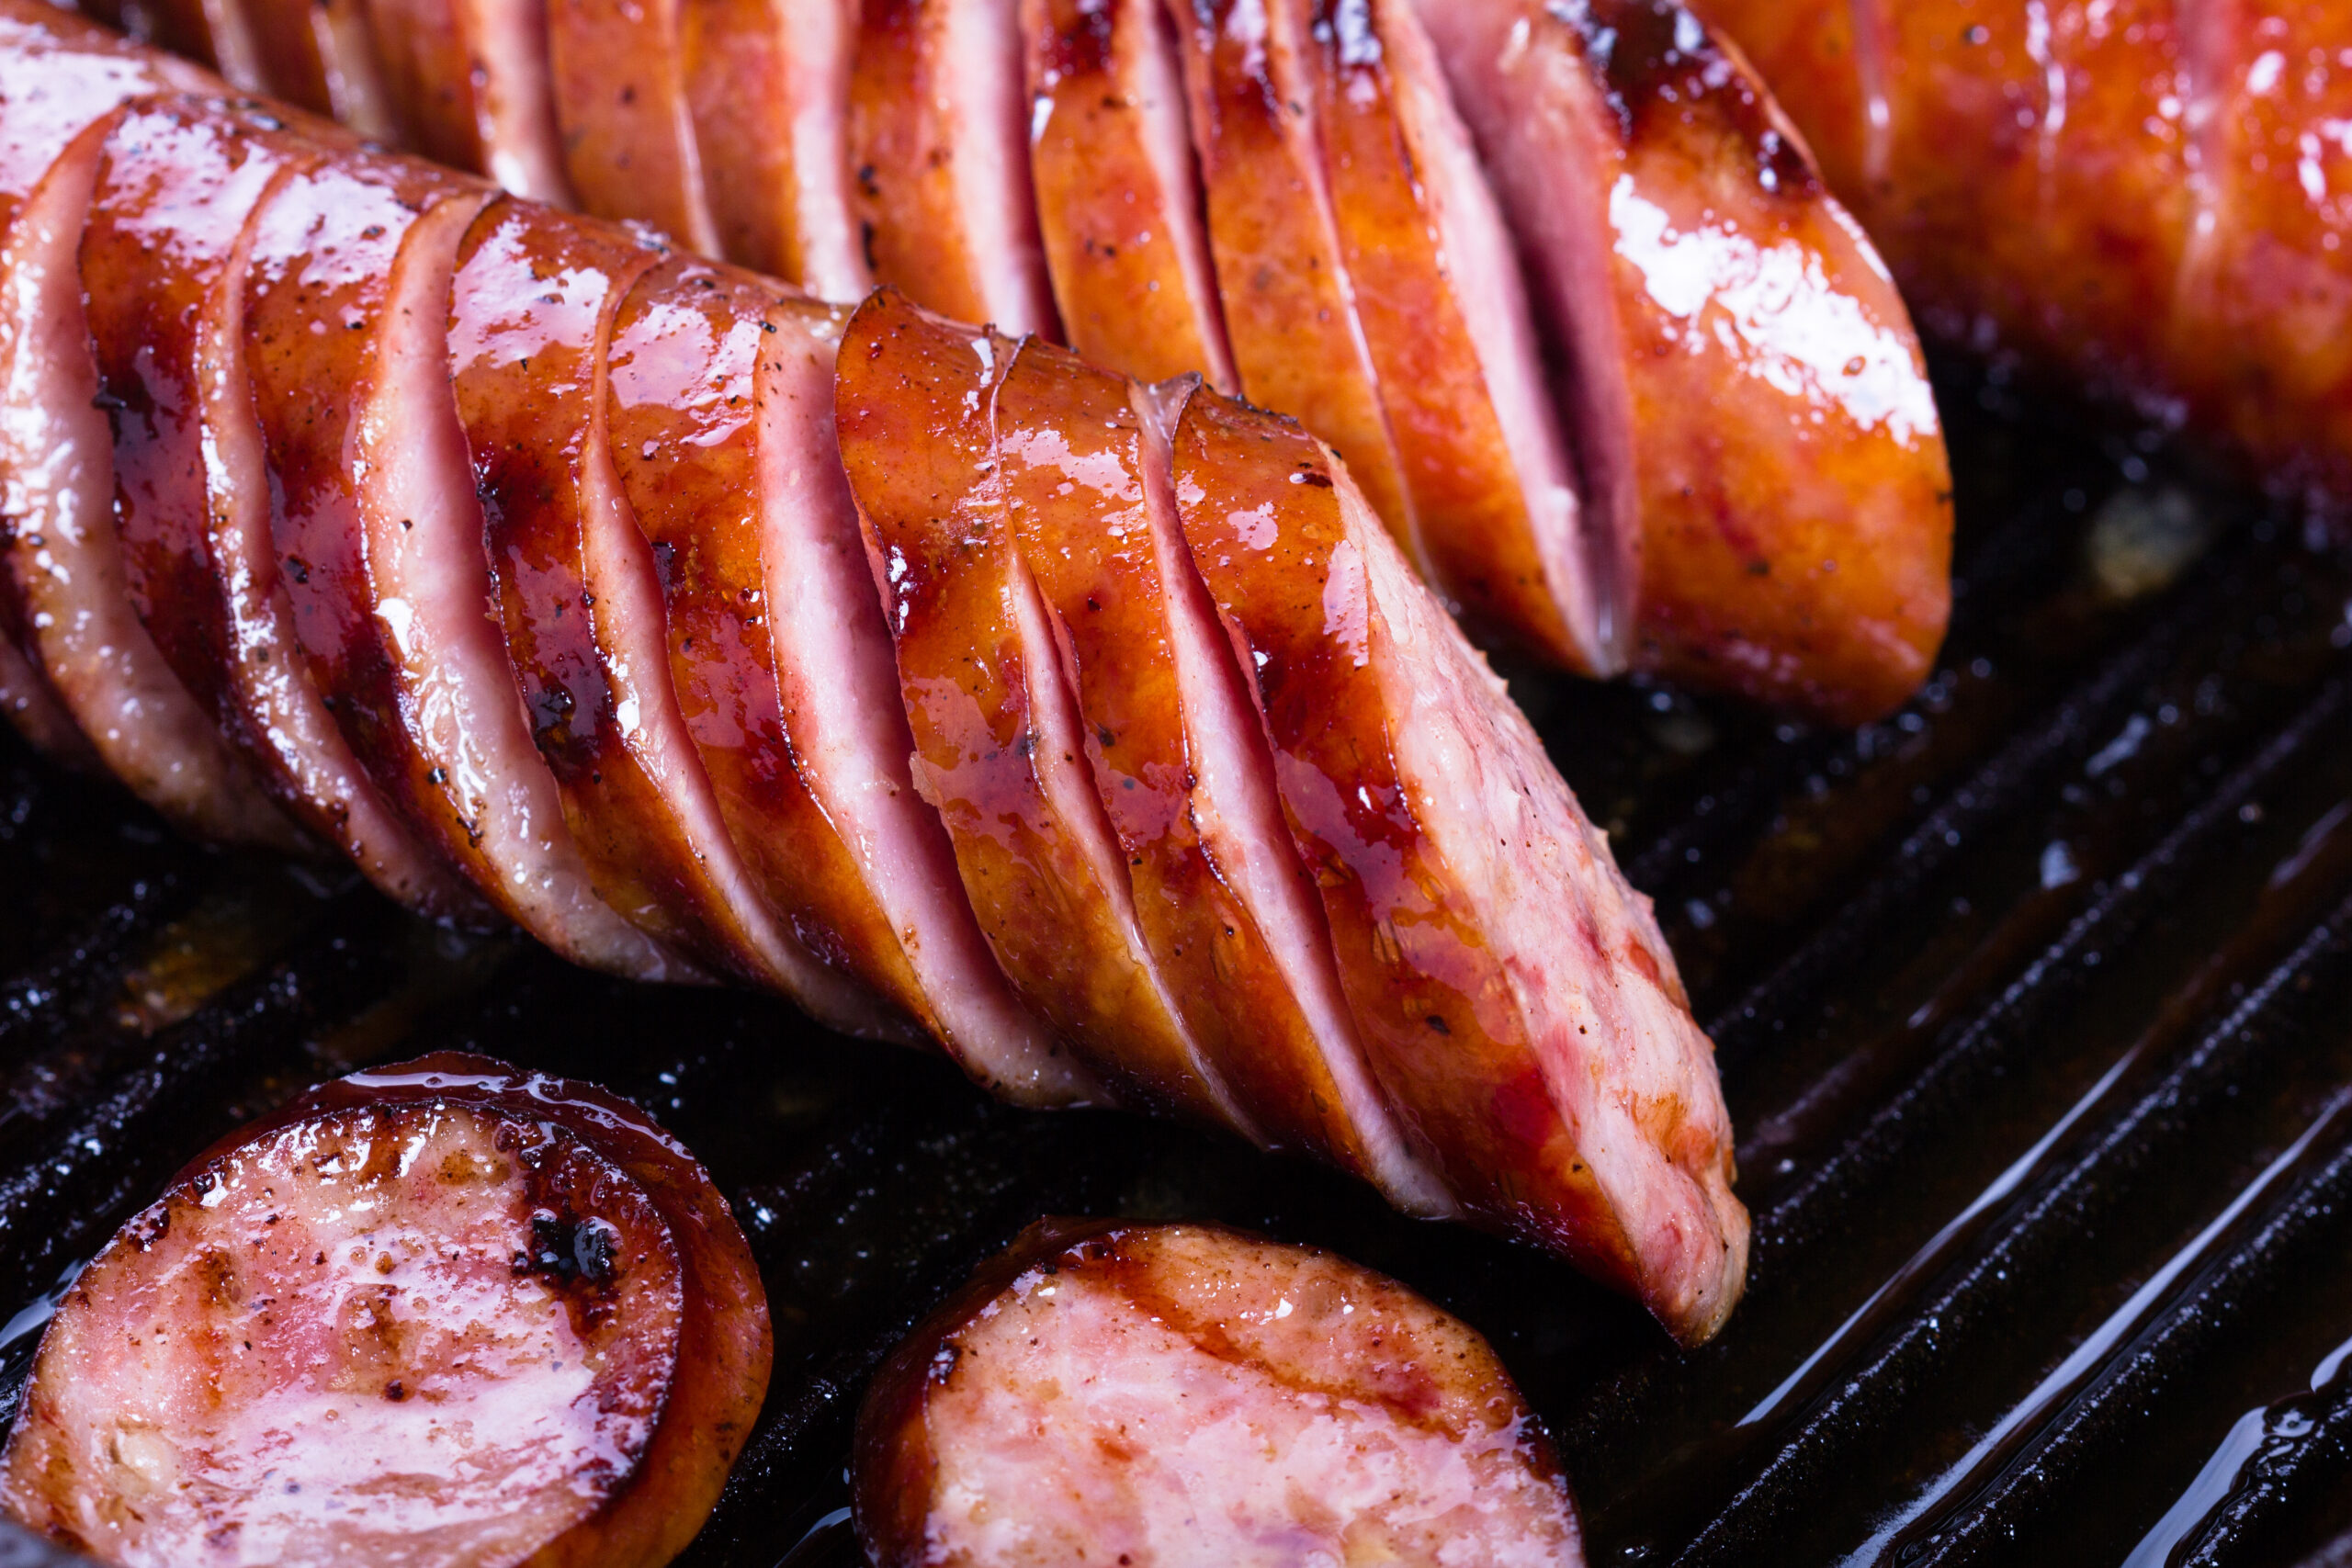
[0,1052,770,1568]
[0,102,301,847]
[680,0,866,296]
[1170,387,1746,1344]
[847,0,1059,333]
[244,152,684,975]
[1021,0,1234,389]
[450,197,826,987]
[1417,0,1951,721]
[836,290,1223,1119]
[855,1219,1585,1568]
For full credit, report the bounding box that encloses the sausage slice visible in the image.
[449,197,820,990]
[1170,0,1415,555]
[0,4,203,763]
[1170,386,1747,1343]
[996,336,1449,1214]
[836,290,1236,1124]
[243,152,685,976]
[680,0,867,296]
[1414,0,1952,721]
[847,0,1059,334]
[751,291,1089,1102]
[1292,0,1606,673]
[0,1052,769,1568]
[0,100,303,848]
[546,0,723,252]
[855,1219,1585,1567]
[1020,0,1236,389]
[363,0,571,199]
[80,97,481,916]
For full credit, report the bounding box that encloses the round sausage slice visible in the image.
[0,1052,769,1568]
[854,1219,1585,1567]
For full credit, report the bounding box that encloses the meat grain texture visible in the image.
[0,1054,771,1568]
[0,2,1745,1343]
[856,1220,1585,1568]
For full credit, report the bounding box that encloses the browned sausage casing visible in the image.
[1695,0,2352,513]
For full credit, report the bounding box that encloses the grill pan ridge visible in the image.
[5,361,2352,1565]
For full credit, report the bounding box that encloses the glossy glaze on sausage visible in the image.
[1695,0,2352,514]
[108,0,1951,718]
[855,1219,1585,1567]
[0,4,1744,1339]
[0,1052,770,1567]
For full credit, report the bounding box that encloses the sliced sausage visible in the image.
[836,290,1235,1123]
[1020,0,1235,388]
[752,291,1091,1103]
[679,0,867,296]
[0,1051,769,1568]
[1416,0,1951,721]
[1170,0,1418,565]
[855,1219,1585,1568]
[364,0,571,199]
[847,0,1059,333]
[1294,0,1607,673]
[243,151,685,976]
[450,197,831,988]
[604,257,931,1037]
[232,0,335,115]
[0,101,303,847]
[0,2,201,763]
[80,96,483,913]
[1169,386,1746,1344]
[999,339,1449,1213]
[546,0,723,252]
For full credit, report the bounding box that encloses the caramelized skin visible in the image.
[679,0,866,296]
[0,5,197,761]
[847,0,1059,333]
[835,291,1227,1121]
[1170,389,1746,1342]
[605,257,921,1037]
[85,100,303,753]
[1419,0,1951,722]
[1695,0,2352,512]
[856,1220,1586,1568]
[546,0,722,252]
[235,0,336,116]
[450,198,786,981]
[1170,0,1415,548]
[363,0,571,198]
[245,151,679,974]
[0,1053,770,1568]
[996,337,1422,1190]
[1292,0,1588,669]
[1021,0,1235,388]
[1,103,302,846]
